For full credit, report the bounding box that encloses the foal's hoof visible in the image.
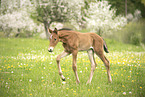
[62,78,66,81]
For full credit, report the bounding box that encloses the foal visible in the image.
[48,28,112,84]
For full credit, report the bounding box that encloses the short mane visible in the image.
[58,28,72,31]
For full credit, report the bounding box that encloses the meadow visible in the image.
[0,38,145,97]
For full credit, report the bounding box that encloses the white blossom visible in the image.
[85,1,127,34]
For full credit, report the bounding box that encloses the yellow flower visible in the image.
[122,85,125,88]
[66,88,69,90]
[29,94,32,96]
[7,66,10,69]
[140,86,142,89]
[88,89,90,91]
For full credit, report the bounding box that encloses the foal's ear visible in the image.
[49,29,53,33]
[54,28,58,34]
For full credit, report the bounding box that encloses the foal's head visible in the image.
[48,28,59,52]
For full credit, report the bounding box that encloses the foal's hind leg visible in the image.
[56,51,70,81]
[72,50,80,84]
[95,50,112,83]
[86,49,96,84]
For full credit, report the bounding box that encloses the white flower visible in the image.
[29,79,32,82]
[62,81,66,84]
[123,92,126,95]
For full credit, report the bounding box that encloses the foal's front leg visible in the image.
[56,51,70,81]
[72,50,80,84]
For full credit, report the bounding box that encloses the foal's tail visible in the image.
[103,39,109,53]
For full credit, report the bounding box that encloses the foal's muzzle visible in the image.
[48,47,54,52]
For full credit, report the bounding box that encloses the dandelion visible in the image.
[66,88,69,90]
[140,86,142,89]
[29,93,32,96]
[73,90,76,93]
[88,89,90,91]
[122,85,125,88]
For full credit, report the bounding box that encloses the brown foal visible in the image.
[48,28,112,84]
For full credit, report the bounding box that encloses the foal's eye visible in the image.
[54,38,56,41]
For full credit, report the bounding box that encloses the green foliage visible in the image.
[0,38,145,97]
[105,20,145,45]
[107,0,145,18]
[120,21,145,45]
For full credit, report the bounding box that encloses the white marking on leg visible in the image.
[56,51,70,81]
[87,50,96,84]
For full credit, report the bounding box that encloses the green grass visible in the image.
[0,38,145,97]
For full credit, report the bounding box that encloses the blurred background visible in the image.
[0,0,145,45]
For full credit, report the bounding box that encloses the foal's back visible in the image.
[58,30,103,51]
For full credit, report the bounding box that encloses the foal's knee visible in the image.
[56,56,60,62]
[91,64,96,71]
[105,61,110,70]
[72,65,77,71]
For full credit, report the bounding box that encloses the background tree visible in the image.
[85,1,127,36]
[107,0,145,18]
[0,0,43,37]
[33,0,84,39]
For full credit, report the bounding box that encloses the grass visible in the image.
[0,38,145,97]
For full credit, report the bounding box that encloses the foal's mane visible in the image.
[58,28,72,31]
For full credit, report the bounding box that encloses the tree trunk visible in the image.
[125,0,127,16]
[44,21,51,39]
[98,29,102,36]
[15,28,20,37]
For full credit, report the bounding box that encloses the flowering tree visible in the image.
[34,0,84,38]
[85,1,127,36]
[0,0,42,37]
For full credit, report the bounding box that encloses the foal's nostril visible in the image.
[48,47,54,52]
